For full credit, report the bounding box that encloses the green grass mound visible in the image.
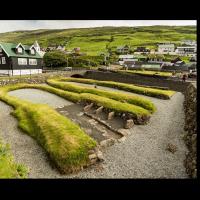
[79,93,150,124]
[120,70,172,77]
[0,86,96,174]
[0,139,28,178]
[47,79,156,113]
[59,77,175,99]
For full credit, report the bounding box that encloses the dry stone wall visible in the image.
[183,83,197,178]
[84,70,191,93]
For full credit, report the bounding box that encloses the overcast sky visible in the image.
[0,20,196,33]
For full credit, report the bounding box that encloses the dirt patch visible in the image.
[56,104,122,143]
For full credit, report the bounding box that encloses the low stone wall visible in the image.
[84,70,190,93]
[183,83,197,178]
[0,70,87,86]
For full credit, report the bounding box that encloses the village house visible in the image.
[134,47,150,54]
[181,40,196,46]
[116,45,130,54]
[175,46,196,56]
[157,43,175,53]
[56,45,65,51]
[118,54,146,65]
[147,54,165,62]
[46,46,57,52]
[0,42,43,76]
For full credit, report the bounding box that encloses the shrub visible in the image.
[0,139,29,178]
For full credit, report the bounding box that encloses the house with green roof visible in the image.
[0,42,43,76]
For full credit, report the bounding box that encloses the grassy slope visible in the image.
[0,26,196,56]
[0,85,97,173]
[57,77,175,99]
[0,139,28,178]
[47,78,156,113]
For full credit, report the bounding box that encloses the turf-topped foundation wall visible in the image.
[84,70,191,93]
[183,83,197,178]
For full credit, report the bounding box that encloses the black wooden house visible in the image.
[0,42,43,76]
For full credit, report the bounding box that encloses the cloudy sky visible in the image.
[0,20,196,33]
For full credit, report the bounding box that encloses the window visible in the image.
[18,58,27,65]
[30,49,35,55]
[18,47,23,53]
[29,59,37,65]
[2,57,6,64]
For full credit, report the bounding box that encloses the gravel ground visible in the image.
[8,89,73,108]
[0,85,188,178]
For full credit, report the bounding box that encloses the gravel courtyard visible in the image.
[0,86,188,178]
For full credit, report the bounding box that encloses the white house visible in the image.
[175,46,197,56]
[157,43,175,53]
[118,55,138,65]
[57,45,65,51]
[33,41,46,57]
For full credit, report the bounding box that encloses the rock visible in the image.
[192,169,197,178]
[85,129,92,134]
[118,136,126,143]
[166,143,177,153]
[88,149,95,154]
[107,111,115,120]
[100,138,115,147]
[124,119,134,129]
[117,128,129,136]
[95,106,104,115]
[83,103,94,112]
[96,151,104,161]
[77,112,84,116]
[89,153,97,160]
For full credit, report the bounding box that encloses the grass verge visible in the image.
[0,85,97,174]
[0,139,28,178]
[58,77,175,99]
[47,79,156,113]
[119,70,172,77]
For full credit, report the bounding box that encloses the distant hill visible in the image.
[0,26,196,56]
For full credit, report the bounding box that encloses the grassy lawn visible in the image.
[47,78,156,113]
[0,85,97,174]
[0,139,28,178]
[57,77,175,99]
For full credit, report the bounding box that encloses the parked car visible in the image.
[64,67,72,71]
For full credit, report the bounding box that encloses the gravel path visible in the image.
[0,85,188,178]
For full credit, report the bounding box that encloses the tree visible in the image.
[43,51,67,68]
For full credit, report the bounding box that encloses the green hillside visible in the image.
[0,26,196,56]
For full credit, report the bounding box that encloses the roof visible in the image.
[0,42,42,59]
[158,44,175,48]
[119,55,134,59]
[177,46,196,49]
